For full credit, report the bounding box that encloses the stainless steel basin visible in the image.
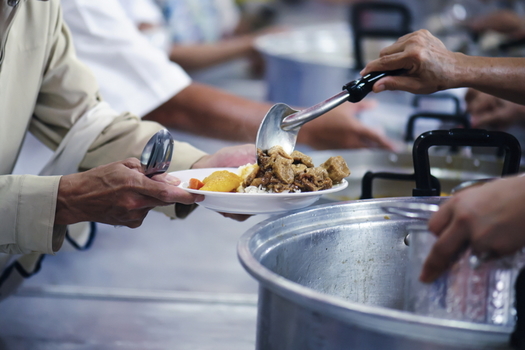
[238,198,513,349]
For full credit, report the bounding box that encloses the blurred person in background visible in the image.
[361,29,525,284]
[0,0,256,299]
[59,0,394,151]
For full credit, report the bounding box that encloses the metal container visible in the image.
[237,197,514,350]
[310,148,510,200]
[254,22,411,107]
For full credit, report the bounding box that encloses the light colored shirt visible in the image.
[0,0,206,255]
[60,0,192,117]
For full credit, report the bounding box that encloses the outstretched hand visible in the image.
[298,100,395,150]
[420,175,525,283]
[55,158,203,228]
[466,88,525,130]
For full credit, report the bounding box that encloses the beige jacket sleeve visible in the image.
[0,0,205,254]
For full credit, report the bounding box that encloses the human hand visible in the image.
[467,10,525,36]
[360,30,462,95]
[465,88,525,130]
[191,144,256,169]
[420,175,525,283]
[55,158,203,228]
[298,99,394,150]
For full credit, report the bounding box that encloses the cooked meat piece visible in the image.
[320,156,350,183]
[257,148,273,170]
[242,164,260,187]
[292,163,307,175]
[268,182,298,193]
[268,145,292,160]
[291,150,314,167]
[294,167,332,191]
[273,157,294,184]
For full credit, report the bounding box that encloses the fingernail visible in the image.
[376,84,385,92]
[195,195,205,203]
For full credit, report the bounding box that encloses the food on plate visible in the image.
[187,146,350,193]
[198,170,243,192]
[188,178,205,190]
[242,146,350,193]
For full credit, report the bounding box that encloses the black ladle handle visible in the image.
[343,69,406,103]
[281,70,404,130]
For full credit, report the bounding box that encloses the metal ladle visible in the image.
[140,129,174,177]
[255,70,404,155]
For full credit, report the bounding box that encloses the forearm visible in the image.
[143,83,270,142]
[168,35,256,71]
[452,55,525,104]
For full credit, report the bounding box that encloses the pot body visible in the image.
[238,198,513,350]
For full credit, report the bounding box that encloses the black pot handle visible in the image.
[349,2,412,70]
[412,93,462,115]
[404,112,471,143]
[413,129,522,196]
[360,171,440,199]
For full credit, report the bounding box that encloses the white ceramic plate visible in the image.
[170,168,348,215]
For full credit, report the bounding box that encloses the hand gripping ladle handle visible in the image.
[281,69,405,131]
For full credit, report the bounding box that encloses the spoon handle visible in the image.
[281,69,405,130]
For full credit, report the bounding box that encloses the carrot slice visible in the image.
[188,178,205,190]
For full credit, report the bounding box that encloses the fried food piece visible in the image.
[320,156,351,183]
[200,170,242,192]
[291,150,314,168]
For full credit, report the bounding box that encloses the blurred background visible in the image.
[4,0,525,349]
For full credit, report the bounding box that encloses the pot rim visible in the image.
[237,197,512,347]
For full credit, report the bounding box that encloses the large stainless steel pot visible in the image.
[237,197,514,350]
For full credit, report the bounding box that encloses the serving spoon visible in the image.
[255,70,405,155]
[140,129,174,177]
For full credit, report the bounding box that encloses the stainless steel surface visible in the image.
[140,129,174,177]
[281,90,350,131]
[238,198,513,350]
[255,90,349,154]
[451,177,496,194]
[255,102,299,155]
[309,149,516,200]
[382,202,439,220]
[0,285,257,350]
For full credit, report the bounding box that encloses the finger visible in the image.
[136,177,204,205]
[360,50,413,76]
[372,75,424,94]
[151,173,181,186]
[420,217,470,283]
[121,157,143,171]
[428,200,454,236]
